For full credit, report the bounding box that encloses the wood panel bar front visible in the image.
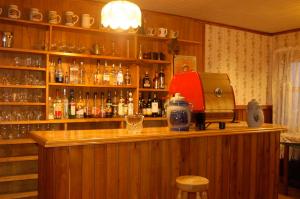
[33,125,284,199]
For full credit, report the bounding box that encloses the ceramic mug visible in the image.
[157,28,168,37]
[146,27,155,36]
[8,5,21,19]
[48,11,61,24]
[169,30,179,38]
[81,14,94,28]
[64,11,79,26]
[29,8,43,22]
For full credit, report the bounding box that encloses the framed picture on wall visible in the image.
[174,55,197,74]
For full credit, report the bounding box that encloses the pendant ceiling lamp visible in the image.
[101,0,142,30]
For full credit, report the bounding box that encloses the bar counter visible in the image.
[31,123,286,199]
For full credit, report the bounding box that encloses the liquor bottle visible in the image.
[128,91,134,115]
[62,88,69,119]
[124,66,131,85]
[112,91,118,117]
[84,92,91,118]
[102,61,110,85]
[76,91,84,118]
[64,72,69,84]
[116,63,124,85]
[143,71,151,88]
[49,59,55,83]
[105,91,113,118]
[146,93,152,117]
[110,64,117,86]
[153,71,159,89]
[138,44,143,60]
[68,89,76,119]
[55,58,64,83]
[99,92,106,118]
[142,95,147,116]
[91,92,99,118]
[123,90,129,115]
[48,97,54,119]
[151,93,159,117]
[53,89,62,119]
[159,67,165,89]
[94,60,102,85]
[79,61,86,84]
[69,60,79,84]
[138,92,144,114]
[118,90,125,117]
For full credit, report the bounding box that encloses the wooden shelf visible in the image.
[48,118,125,123]
[0,138,36,145]
[49,51,136,62]
[0,47,47,54]
[139,59,171,64]
[139,88,168,92]
[0,191,38,199]
[0,102,46,106]
[0,85,46,89]
[137,34,169,41]
[0,174,38,182]
[0,155,38,163]
[177,39,202,45]
[0,120,50,125]
[0,65,46,71]
[144,117,167,121]
[51,24,136,36]
[0,16,49,28]
[48,82,137,89]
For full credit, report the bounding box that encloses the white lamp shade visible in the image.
[101,0,142,30]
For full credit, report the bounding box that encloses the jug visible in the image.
[2,32,13,48]
[167,93,192,131]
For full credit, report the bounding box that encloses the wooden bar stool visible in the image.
[176,175,209,199]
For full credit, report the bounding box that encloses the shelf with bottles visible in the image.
[48,57,137,88]
[48,87,136,121]
[139,64,169,91]
[0,102,46,106]
[138,92,167,119]
[139,88,169,92]
[138,59,171,64]
[0,65,46,71]
[0,47,47,55]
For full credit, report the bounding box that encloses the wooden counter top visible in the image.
[30,123,286,147]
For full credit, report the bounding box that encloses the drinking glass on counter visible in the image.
[125,114,144,134]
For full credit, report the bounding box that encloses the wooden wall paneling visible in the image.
[221,136,231,199]
[82,145,95,199]
[106,144,119,199]
[94,144,107,199]
[69,146,83,199]
[118,143,130,199]
[128,143,141,199]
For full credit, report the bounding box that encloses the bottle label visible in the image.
[117,74,123,84]
[54,104,62,118]
[143,80,150,88]
[118,103,124,116]
[70,104,76,116]
[151,102,158,113]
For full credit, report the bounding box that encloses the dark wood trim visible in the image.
[271,28,300,36]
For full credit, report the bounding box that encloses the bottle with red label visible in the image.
[54,89,62,119]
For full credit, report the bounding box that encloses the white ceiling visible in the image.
[125,0,300,33]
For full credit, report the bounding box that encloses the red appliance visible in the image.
[169,71,236,129]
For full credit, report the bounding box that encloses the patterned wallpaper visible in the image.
[273,31,300,49]
[205,24,272,105]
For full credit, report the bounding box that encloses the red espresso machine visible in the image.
[169,71,236,129]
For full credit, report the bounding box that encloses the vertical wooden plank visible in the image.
[106,144,119,199]
[273,133,280,199]
[139,142,151,199]
[241,135,251,199]
[169,139,181,199]
[221,136,231,199]
[256,134,264,199]
[236,135,244,199]
[69,146,83,199]
[94,145,107,199]
[207,136,217,199]
[229,135,238,199]
[214,136,223,199]
[249,134,257,199]
[53,147,70,199]
[160,140,171,199]
[38,146,45,199]
[268,133,276,199]
[150,140,161,199]
[128,143,141,199]
[118,143,130,199]
[82,145,95,199]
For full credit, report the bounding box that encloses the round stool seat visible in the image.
[176,175,209,193]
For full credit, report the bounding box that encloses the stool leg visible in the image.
[201,191,208,199]
[182,191,188,199]
[196,192,201,199]
[177,190,182,199]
